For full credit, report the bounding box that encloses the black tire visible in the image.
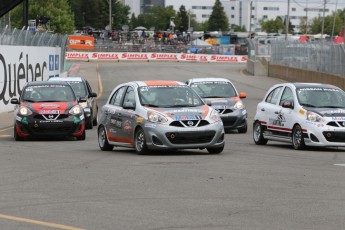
[207,145,224,154]
[76,130,86,140]
[238,121,248,133]
[14,126,24,141]
[98,125,113,151]
[93,109,98,126]
[292,125,306,150]
[85,115,93,129]
[253,121,268,145]
[135,127,149,155]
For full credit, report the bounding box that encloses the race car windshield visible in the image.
[68,82,87,98]
[22,85,76,102]
[297,87,345,108]
[139,86,204,108]
[190,81,237,98]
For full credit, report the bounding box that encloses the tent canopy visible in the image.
[192,39,211,46]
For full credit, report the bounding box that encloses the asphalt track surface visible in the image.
[0,62,345,230]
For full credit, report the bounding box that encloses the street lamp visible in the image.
[107,0,112,33]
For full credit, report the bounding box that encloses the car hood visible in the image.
[308,108,345,117]
[204,97,241,107]
[22,101,77,114]
[148,105,210,120]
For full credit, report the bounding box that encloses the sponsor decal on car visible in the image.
[175,115,202,120]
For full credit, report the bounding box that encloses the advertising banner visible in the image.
[0,46,61,113]
[65,52,248,63]
[68,35,95,50]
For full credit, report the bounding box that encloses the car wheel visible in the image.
[86,115,93,129]
[76,130,86,140]
[14,126,24,141]
[207,145,224,154]
[93,108,98,126]
[238,121,248,133]
[135,127,148,155]
[98,125,113,151]
[292,125,305,150]
[253,121,268,145]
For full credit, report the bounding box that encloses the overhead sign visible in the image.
[68,35,94,50]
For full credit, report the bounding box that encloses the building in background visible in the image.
[123,0,344,33]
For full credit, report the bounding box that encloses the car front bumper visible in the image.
[143,121,225,150]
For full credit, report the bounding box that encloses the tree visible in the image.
[310,13,343,36]
[177,5,188,32]
[11,0,75,34]
[207,0,229,32]
[260,16,284,33]
[231,24,247,32]
[112,0,130,30]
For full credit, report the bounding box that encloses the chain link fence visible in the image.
[0,26,68,69]
[247,38,345,77]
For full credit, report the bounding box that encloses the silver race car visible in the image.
[98,80,225,154]
[187,78,247,133]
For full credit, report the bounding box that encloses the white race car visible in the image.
[253,82,345,149]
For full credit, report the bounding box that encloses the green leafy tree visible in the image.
[260,16,284,33]
[11,0,74,34]
[177,5,188,32]
[231,24,247,32]
[207,0,229,31]
[112,0,130,30]
[135,6,177,31]
[310,14,343,35]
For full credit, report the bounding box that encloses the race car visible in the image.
[10,81,86,141]
[253,82,345,149]
[186,78,247,133]
[48,76,98,129]
[97,80,225,154]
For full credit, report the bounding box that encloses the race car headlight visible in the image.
[147,111,168,123]
[234,101,244,110]
[19,106,32,116]
[210,109,221,122]
[79,102,88,108]
[306,111,324,122]
[69,105,83,115]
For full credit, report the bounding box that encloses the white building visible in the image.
[122,0,344,33]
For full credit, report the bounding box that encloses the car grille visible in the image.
[327,121,345,127]
[323,131,345,142]
[28,123,80,135]
[34,114,69,120]
[170,120,209,127]
[165,131,215,144]
[221,117,237,126]
[215,108,233,114]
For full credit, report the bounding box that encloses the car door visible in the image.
[119,86,137,143]
[85,80,97,120]
[104,86,127,143]
[277,86,295,139]
[259,86,284,137]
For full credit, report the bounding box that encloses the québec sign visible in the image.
[0,46,61,112]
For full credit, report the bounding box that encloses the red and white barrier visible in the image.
[66,52,247,63]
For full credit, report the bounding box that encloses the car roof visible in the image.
[188,78,232,83]
[48,77,84,82]
[131,80,186,87]
[26,81,70,86]
[292,82,340,89]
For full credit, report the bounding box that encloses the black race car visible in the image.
[11,81,86,141]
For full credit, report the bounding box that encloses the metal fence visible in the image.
[247,38,345,77]
[0,26,68,69]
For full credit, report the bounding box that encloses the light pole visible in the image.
[321,0,326,39]
[108,0,112,33]
[249,1,253,38]
[285,0,290,40]
[331,0,338,39]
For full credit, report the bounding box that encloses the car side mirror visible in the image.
[11,98,19,104]
[90,92,97,97]
[282,100,293,109]
[78,97,87,103]
[239,92,247,99]
[123,101,135,110]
